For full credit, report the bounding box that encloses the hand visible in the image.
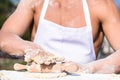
[24,45,64,65]
[76,63,95,74]
[0,32,43,56]
[77,59,117,74]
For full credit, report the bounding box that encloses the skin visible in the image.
[0,0,120,73]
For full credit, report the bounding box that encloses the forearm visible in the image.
[0,31,39,56]
[104,49,120,73]
[0,31,25,56]
[87,50,120,73]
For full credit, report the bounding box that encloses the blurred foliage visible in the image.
[0,0,15,13]
[0,0,15,28]
[0,58,25,70]
[0,0,30,40]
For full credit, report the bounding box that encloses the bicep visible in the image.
[1,0,34,37]
[101,0,120,50]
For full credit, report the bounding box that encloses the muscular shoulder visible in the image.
[88,0,116,13]
[88,0,119,22]
[88,0,115,8]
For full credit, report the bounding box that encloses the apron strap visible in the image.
[83,0,92,29]
[39,0,50,22]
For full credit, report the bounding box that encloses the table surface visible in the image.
[0,70,120,80]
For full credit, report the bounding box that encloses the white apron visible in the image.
[34,0,96,64]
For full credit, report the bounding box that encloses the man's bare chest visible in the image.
[35,9,100,38]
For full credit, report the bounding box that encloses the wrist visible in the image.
[81,63,96,73]
[82,59,106,73]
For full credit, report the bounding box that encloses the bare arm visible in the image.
[0,0,41,56]
[83,0,120,73]
[99,0,120,72]
[101,0,120,50]
[1,0,35,36]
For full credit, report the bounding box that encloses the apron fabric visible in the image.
[34,0,96,64]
